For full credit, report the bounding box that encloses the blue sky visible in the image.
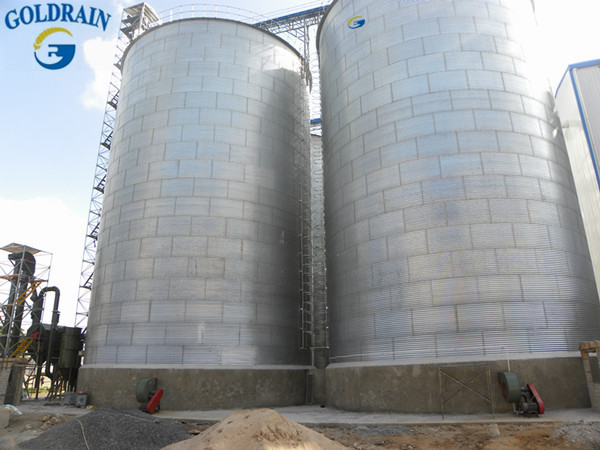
[0,0,599,326]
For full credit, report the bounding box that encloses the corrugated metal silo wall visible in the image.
[86,19,311,366]
[318,0,600,363]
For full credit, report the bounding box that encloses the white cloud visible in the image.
[0,197,87,326]
[80,36,117,110]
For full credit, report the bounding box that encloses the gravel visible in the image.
[552,421,600,449]
[19,407,191,450]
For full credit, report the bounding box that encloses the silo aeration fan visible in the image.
[499,372,545,416]
[136,377,163,414]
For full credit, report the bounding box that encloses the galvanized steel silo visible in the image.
[318,0,600,363]
[85,18,310,370]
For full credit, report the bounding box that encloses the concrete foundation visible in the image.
[306,369,327,406]
[0,407,9,428]
[579,342,600,412]
[77,366,309,410]
[78,354,590,413]
[0,359,27,406]
[325,354,590,414]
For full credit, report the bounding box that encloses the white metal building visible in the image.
[556,59,600,298]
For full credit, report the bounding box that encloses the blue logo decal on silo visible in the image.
[348,16,365,29]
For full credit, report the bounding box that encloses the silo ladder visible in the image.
[0,279,44,325]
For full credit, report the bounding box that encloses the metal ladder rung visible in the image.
[11,336,35,358]
[14,280,44,307]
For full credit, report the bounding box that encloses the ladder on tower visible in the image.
[0,279,44,325]
[11,336,35,358]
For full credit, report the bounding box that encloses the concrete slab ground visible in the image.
[12,400,600,426]
[155,405,600,426]
[12,400,92,417]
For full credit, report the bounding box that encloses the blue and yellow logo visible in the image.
[33,27,76,70]
[348,16,366,29]
[4,3,112,70]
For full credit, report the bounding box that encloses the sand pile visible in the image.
[163,408,347,450]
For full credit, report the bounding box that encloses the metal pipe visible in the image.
[43,287,60,377]
[31,287,51,329]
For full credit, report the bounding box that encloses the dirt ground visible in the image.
[1,409,599,449]
[312,422,599,449]
[0,411,76,448]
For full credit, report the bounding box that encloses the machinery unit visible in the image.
[136,377,163,413]
[0,244,84,400]
[499,371,545,416]
[318,0,600,364]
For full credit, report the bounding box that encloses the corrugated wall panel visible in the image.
[86,19,311,366]
[319,0,600,363]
